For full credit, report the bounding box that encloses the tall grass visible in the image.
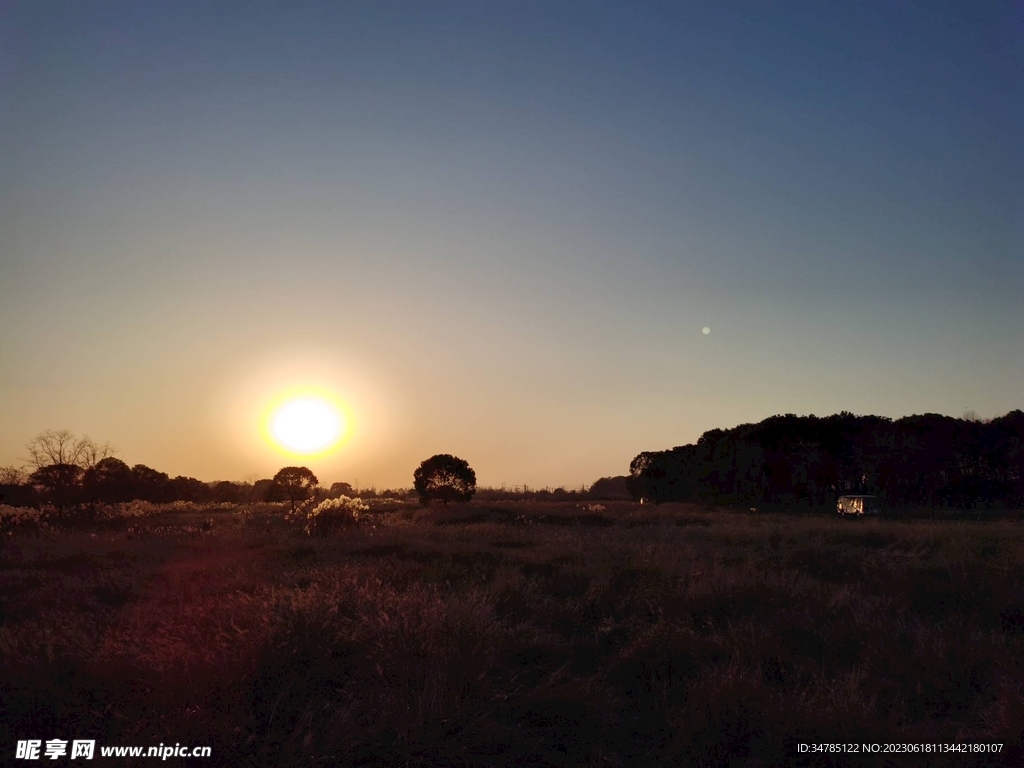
[2,502,1022,766]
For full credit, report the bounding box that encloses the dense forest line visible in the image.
[627,411,1024,509]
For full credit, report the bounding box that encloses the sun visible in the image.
[265,395,348,456]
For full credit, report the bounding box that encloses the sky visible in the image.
[2,1,1022,488]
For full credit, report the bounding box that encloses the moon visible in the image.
[702,326,711,335]
[269,397,345,454]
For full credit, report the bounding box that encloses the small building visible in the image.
[837,495,881,516]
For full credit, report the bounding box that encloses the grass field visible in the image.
[3,501,1023,767]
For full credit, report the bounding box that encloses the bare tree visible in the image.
[24,429,116,470]
[0,466,27,485]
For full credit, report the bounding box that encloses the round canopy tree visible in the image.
[329,481,355,498]
[83,457,133,503]
[268,466,319,512]
[413,454,476,506]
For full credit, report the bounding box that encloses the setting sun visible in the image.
[266,395,347,456]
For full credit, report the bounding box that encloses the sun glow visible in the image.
[264,393,349,456]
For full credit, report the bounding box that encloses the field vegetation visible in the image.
[3,501,1023,766]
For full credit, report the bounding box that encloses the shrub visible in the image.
[102,500,162,519]
[0,503,47,531]
[304,496,369,536]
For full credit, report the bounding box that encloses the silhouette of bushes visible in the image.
[303,496,368,535]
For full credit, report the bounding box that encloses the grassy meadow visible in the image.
[3,501,1023,767]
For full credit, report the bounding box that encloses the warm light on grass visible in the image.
[263,391,350,457]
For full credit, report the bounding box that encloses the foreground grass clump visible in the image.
[2,502,1023,766]
[302,496,370,536]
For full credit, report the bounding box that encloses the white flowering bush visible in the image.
[0,504,48,531]
[91,500,244,520]
[304,496,369,536]
[166,500,217,513]
[281,497,315,524]
[362,496,412,508]
[101,501,162,519]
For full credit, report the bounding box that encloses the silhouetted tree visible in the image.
[628,410,1024,510]
[413,454,476,506]
[251,478,274,502]
[329,481,355,498]
[268,467,319,512]
[83,457,133,503]
[0,466,27,485]
[169,475,213,503]
[983,410,1024,505]
[213,481,244,504]
[131,464,171,502]
[627,452,653,502]
[588,476,630,500]
[29,463,84,509]
[0,467,33,506]
[25,429,114,471]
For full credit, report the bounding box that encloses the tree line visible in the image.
[0,430,376,508]
[0,430,632,509]
[627,410,1024,509]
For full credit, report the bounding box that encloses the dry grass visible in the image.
[2,502,1023,766]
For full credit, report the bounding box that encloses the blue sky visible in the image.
[2,1,1021,487]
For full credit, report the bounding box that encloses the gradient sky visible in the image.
[2,1,1022,488]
